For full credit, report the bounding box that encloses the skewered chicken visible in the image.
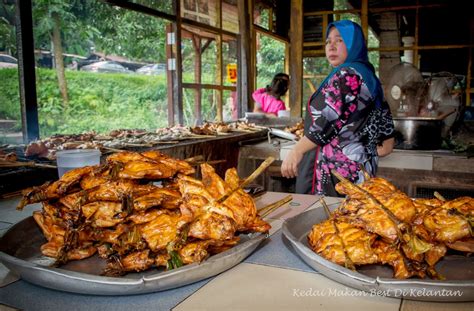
[18,151,271,276]
[308,173,474,280]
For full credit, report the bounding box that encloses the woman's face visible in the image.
[325,27,348,67]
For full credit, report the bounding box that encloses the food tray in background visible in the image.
[282,205,474,302]
[268,128,297,141]
[0,216,267,296]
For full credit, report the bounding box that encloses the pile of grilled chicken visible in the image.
[18,150,270,275]
[308,173,474,279]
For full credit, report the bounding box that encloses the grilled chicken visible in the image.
[309,174,474,280]
[20,151,270,276]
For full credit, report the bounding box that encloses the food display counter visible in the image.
[238,139,474,198]
[1,194,472,310]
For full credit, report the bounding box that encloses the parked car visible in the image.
[136,63,166,75]
[0,54,18,68]
[80,61,132,74]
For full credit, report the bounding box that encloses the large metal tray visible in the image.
[282,206,474,302]
[0,216,267,295]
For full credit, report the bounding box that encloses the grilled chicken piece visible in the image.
[139,214,184,252]
[178,241,210,264]
[335,198,399,243]
[424,244,447,267]
[82,201,125,228]
[142,150,195,175]
[80,175,112,190]
[356,177,417,223]
[127,209,169,224]
[133,188,181,211]
[188,212,237,240]
[201,164,270,233]
[118,160,178,179]
[372,240,415,279]
[60,181,156,209]
[446,238,474,252]
[441,197,474,218]
[308,218,378,266]
[122,250,155,272]
[423,207,471,243]
[106,151,155,164]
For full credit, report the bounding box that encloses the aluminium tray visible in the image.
[0,216,267,295]
[282,205,474,302]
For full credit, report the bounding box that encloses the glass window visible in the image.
[253,1,272,30]
[222,36,238,87]
[0,2,23,144]
[223,89,237,121]
[32,0,169,136]
[201,89,218,122]
[181,25,219,84]
[181,0,219,28]
[182,88,197,125]
[255,32,286,90]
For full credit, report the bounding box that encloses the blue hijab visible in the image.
[314,20,383,108]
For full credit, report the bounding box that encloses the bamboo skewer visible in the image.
[434,191,446,201]
[331,169,403,240]
[258,194,292,218]
[0,161,57,169]
[217,156,275,204]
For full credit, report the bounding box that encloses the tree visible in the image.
[33,0,75,106]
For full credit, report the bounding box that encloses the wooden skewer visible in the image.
[0,161,56,169]
[258,195,292,218]
[320,198,356,271]
[331,169,403,240]
[434,191,446,201]
[216,156,275,204]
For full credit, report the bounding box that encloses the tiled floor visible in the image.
[173,263,401,311]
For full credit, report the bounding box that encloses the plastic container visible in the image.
[56,149,101,177]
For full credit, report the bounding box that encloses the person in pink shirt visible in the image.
[252,73,289,116]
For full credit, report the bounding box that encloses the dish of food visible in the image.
[282,173,474,301]
[0,151,271,295]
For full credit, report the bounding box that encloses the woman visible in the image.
[281,20,394,196]
[252,73,289,116]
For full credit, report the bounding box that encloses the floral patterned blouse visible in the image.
[298,67,394,196]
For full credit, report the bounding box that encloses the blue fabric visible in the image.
[314,20,383,108]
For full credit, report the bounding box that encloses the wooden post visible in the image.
[238,0,252,115]
[414,2,420,67]
[289,0,303,117]
[192,35,202,125]
[166,23,175,126]
[361,0,368,43]
[15,0,39,142]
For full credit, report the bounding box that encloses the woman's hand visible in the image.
[281,136,317,178]
[281,148,303,178]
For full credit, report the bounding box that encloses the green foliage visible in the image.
[0,68,168,137]
[256,34,286,89]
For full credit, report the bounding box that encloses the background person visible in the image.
[252,73,289,116]
[281,20,394,196]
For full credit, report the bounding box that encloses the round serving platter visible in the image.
[282,206,474,302]
[0,216,267,295]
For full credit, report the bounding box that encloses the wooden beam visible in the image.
[15,0,39,142]
[467,47,472,107]
[361,0,368,43]
[175,2,184,125]
[413,1,420,66]
[166,24,175,126]
[289,0,303,117]
[238,0,252,116]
